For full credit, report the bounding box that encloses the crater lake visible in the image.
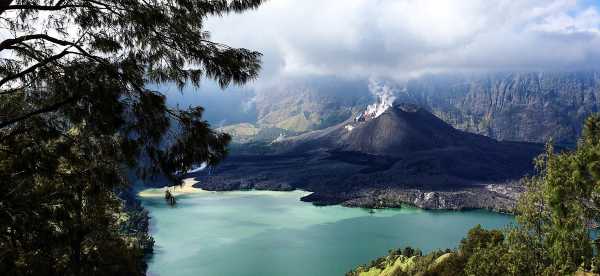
[140,188,512,276]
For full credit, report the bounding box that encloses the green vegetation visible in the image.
[0,0,264,275]
[218,123,261,143]
[349,115,600,276]
[348,227,501,276]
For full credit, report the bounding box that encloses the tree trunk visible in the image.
[71,188,83,276]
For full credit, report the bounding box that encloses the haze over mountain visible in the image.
[215,72,600,147]
[166,0,600,147]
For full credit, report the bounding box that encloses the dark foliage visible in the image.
[0,0,264,275]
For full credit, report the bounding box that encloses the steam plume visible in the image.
[363,78,397,119]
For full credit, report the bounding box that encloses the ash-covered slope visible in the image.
[276,104,476,155]
[275,104,541,173]
[194,104,545,211]
[342,105,460,155]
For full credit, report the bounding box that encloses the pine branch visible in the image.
[0,0,14,15]
[3,4,84,11]
[1,33,84,52]
[0,49,70,88]
[0,96,78,129]
[0,31,103,89]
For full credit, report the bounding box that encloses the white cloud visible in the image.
[205,0,600,83]
[529,6,600,34]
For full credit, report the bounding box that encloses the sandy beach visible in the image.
[138,177,205,198]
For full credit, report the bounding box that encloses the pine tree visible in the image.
[0,1,265,275]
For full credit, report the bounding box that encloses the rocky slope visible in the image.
[400,72,600,146]
[194,104,544,211]
[220,78,371,143]
[255,78,370,131]
[229,72,600,147]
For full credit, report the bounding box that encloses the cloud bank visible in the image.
[207,0,600,82]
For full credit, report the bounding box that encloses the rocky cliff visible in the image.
[231,72,600,147]
[400,72,600,146]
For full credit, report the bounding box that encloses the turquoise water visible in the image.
[141,190,513,276]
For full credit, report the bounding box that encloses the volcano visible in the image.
[194,103,546,211]
[277,103,520,154]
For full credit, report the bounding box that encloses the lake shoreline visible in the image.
[192,175,522,214]
[138,177,518,215]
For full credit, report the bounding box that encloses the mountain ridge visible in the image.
[223,72,600,147]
